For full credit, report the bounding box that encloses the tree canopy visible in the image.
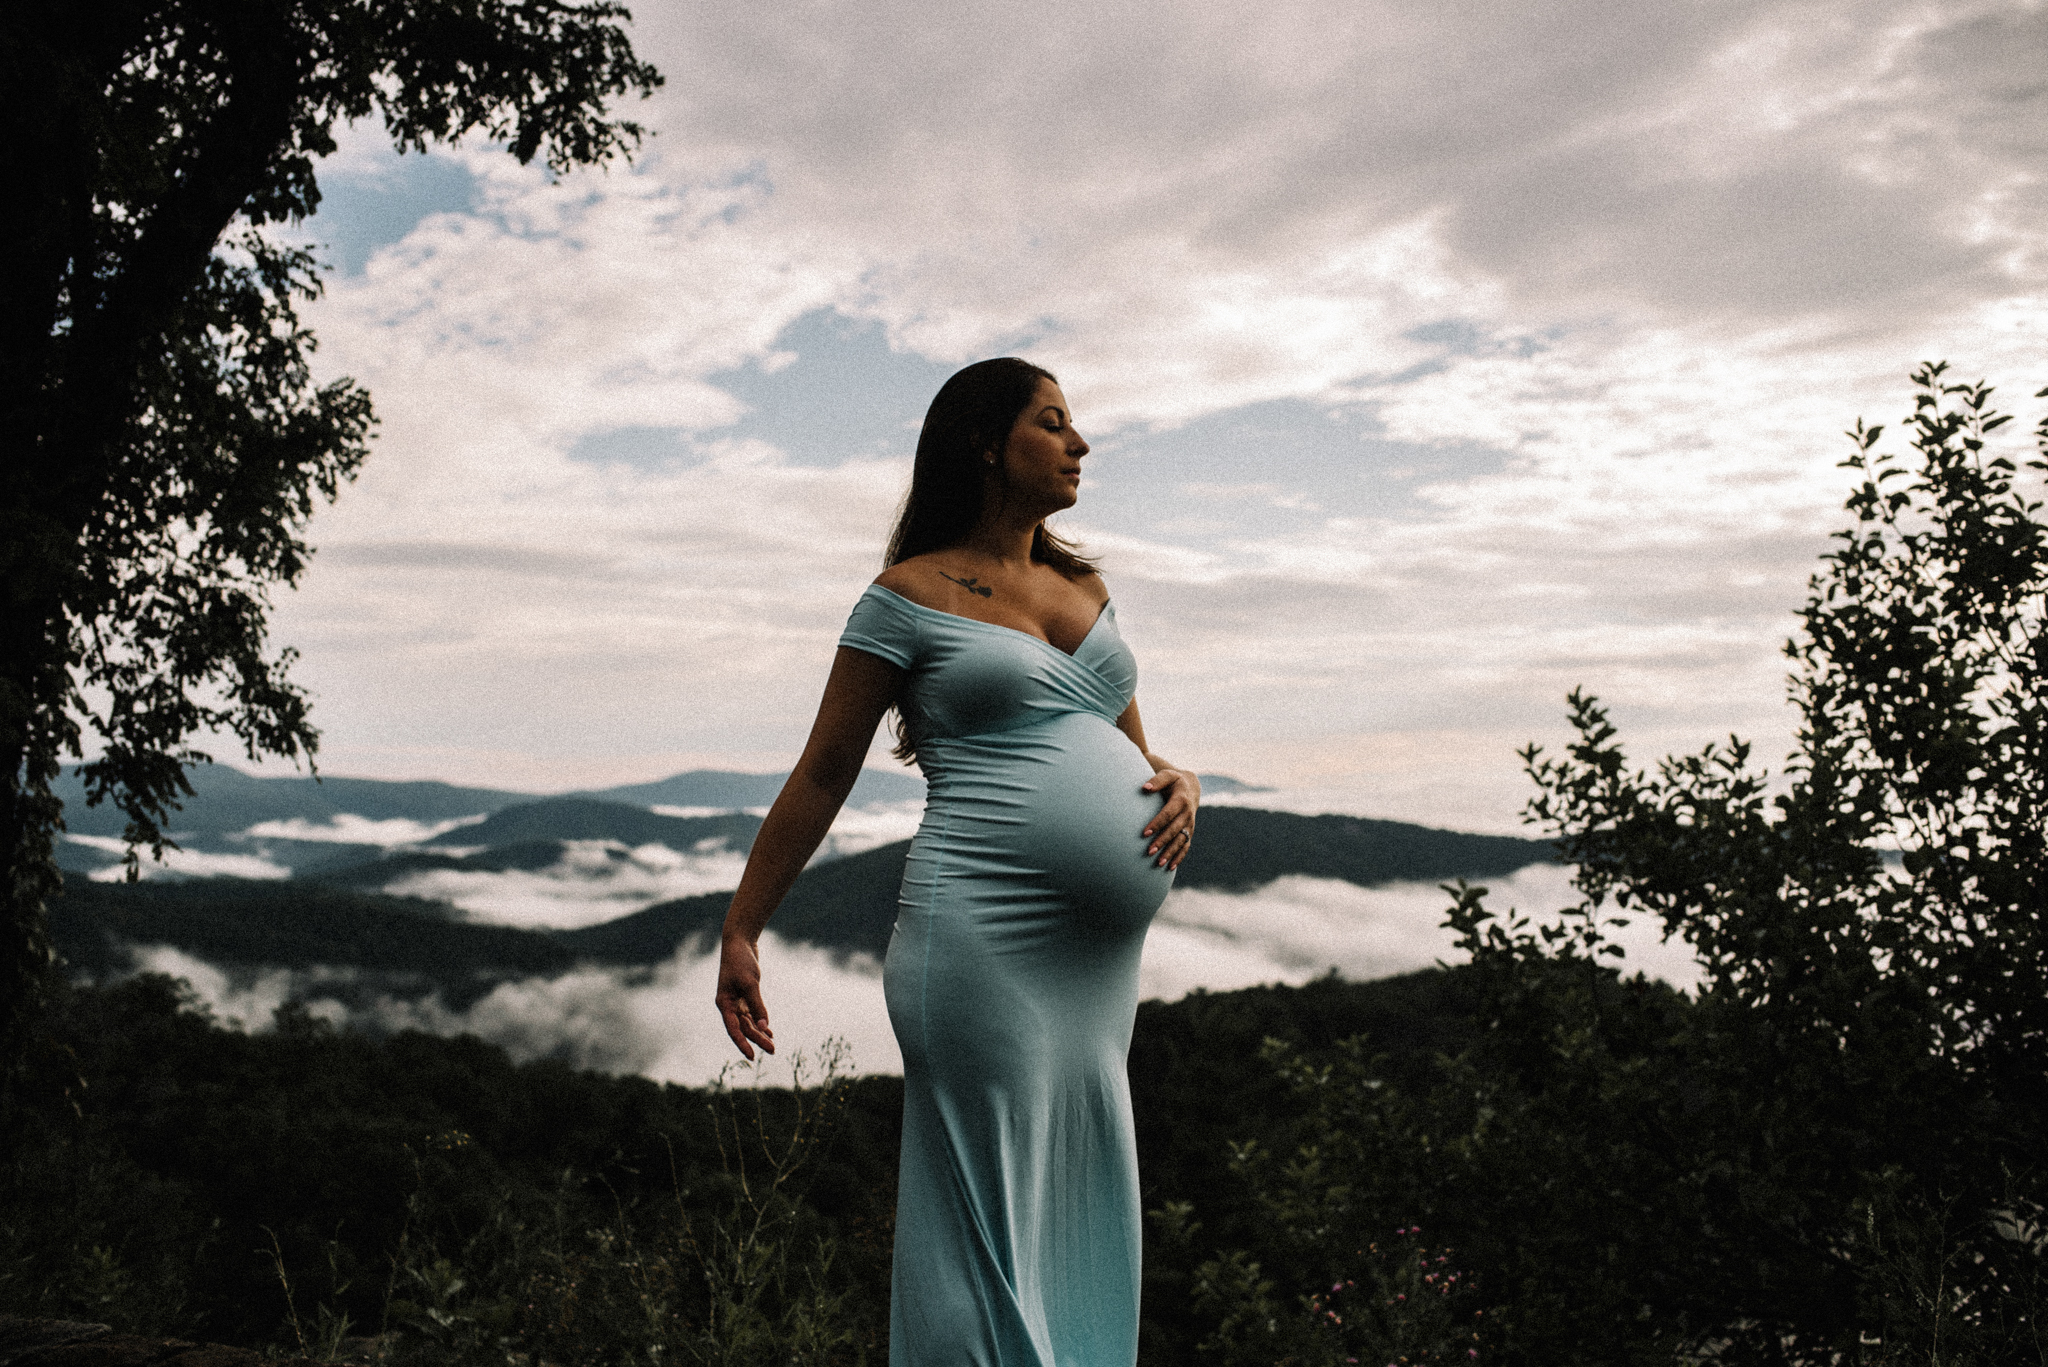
[0,0,661,1079]
[1187,365,2048,1364]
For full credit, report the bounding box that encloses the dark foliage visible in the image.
[48,877,573,1004]
[0,962,1483,1360]
[1,0,660,1089]
[1129,972,1486,1364]
[1187,367,2048,1365]
[1,974,901,1357]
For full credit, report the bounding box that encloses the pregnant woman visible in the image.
[715,357,1199,1365]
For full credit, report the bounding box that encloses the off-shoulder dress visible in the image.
[838,584,1174,1367]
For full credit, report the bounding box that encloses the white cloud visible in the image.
[126,946,350,1029]
[326,802,925,931]
[128,861,1706,1086]
[72,835,291,882]
[1143,865,1705,1001]
[139,932,896,1088]
[810,800,926,859]
[383,839,749,930]
[244,813,486,846]
[261,0,2048,827]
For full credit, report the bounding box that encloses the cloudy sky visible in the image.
[267,0,2048,833]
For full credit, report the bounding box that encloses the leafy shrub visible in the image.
[1185,366,2048,1364]
[1,975,897,1358]
[379,1044,878,1366]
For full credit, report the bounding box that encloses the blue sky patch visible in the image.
[304,150,479,276]
[706,310,956,466]
[566,425,694,470]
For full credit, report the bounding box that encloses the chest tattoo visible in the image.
[939,572,995,598]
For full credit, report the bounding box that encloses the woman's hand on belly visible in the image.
[1113,696,1201,871]
[1140,766,1200,870]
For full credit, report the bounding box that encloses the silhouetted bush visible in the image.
[0,975,900,1359]
[1184,367,2048,1364]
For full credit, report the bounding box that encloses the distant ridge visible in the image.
[421,799,762,850]
[1195,774,1273,795]
[559,841,911,963]
[49,876,575,1009]
[51,762,929,840]
[305,803,764,889]
[556,807,1554,963]
[54,763,1275,845]
[1174,809,1551,892]
[578,768,925,810]
[49,808,1555,993]
[52,764,532,838]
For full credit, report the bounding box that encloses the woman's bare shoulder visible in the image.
[1070,568,1110,607]
[873,557,950,610]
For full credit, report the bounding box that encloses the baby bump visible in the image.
[994,712,1174,936]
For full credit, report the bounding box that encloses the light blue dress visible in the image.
[839,585,1174,1367]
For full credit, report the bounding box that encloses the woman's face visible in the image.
[996,379,1090,512]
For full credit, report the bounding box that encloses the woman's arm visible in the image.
[716,646,903,1058]
[1116,698,1201,871]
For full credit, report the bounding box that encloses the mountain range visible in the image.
[46,763,1555,1006]
[49,762,927,839]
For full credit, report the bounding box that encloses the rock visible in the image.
[0,1319,322,1367]
[0,1320,109,1366]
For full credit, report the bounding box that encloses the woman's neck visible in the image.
[959,515,1041,569]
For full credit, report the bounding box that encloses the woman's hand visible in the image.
[715,934,776,1059]
[1141,766,1202,871]
[712,646,902,1058]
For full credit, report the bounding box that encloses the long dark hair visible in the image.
[884,357,1099,578]
[882,358,1100,765]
